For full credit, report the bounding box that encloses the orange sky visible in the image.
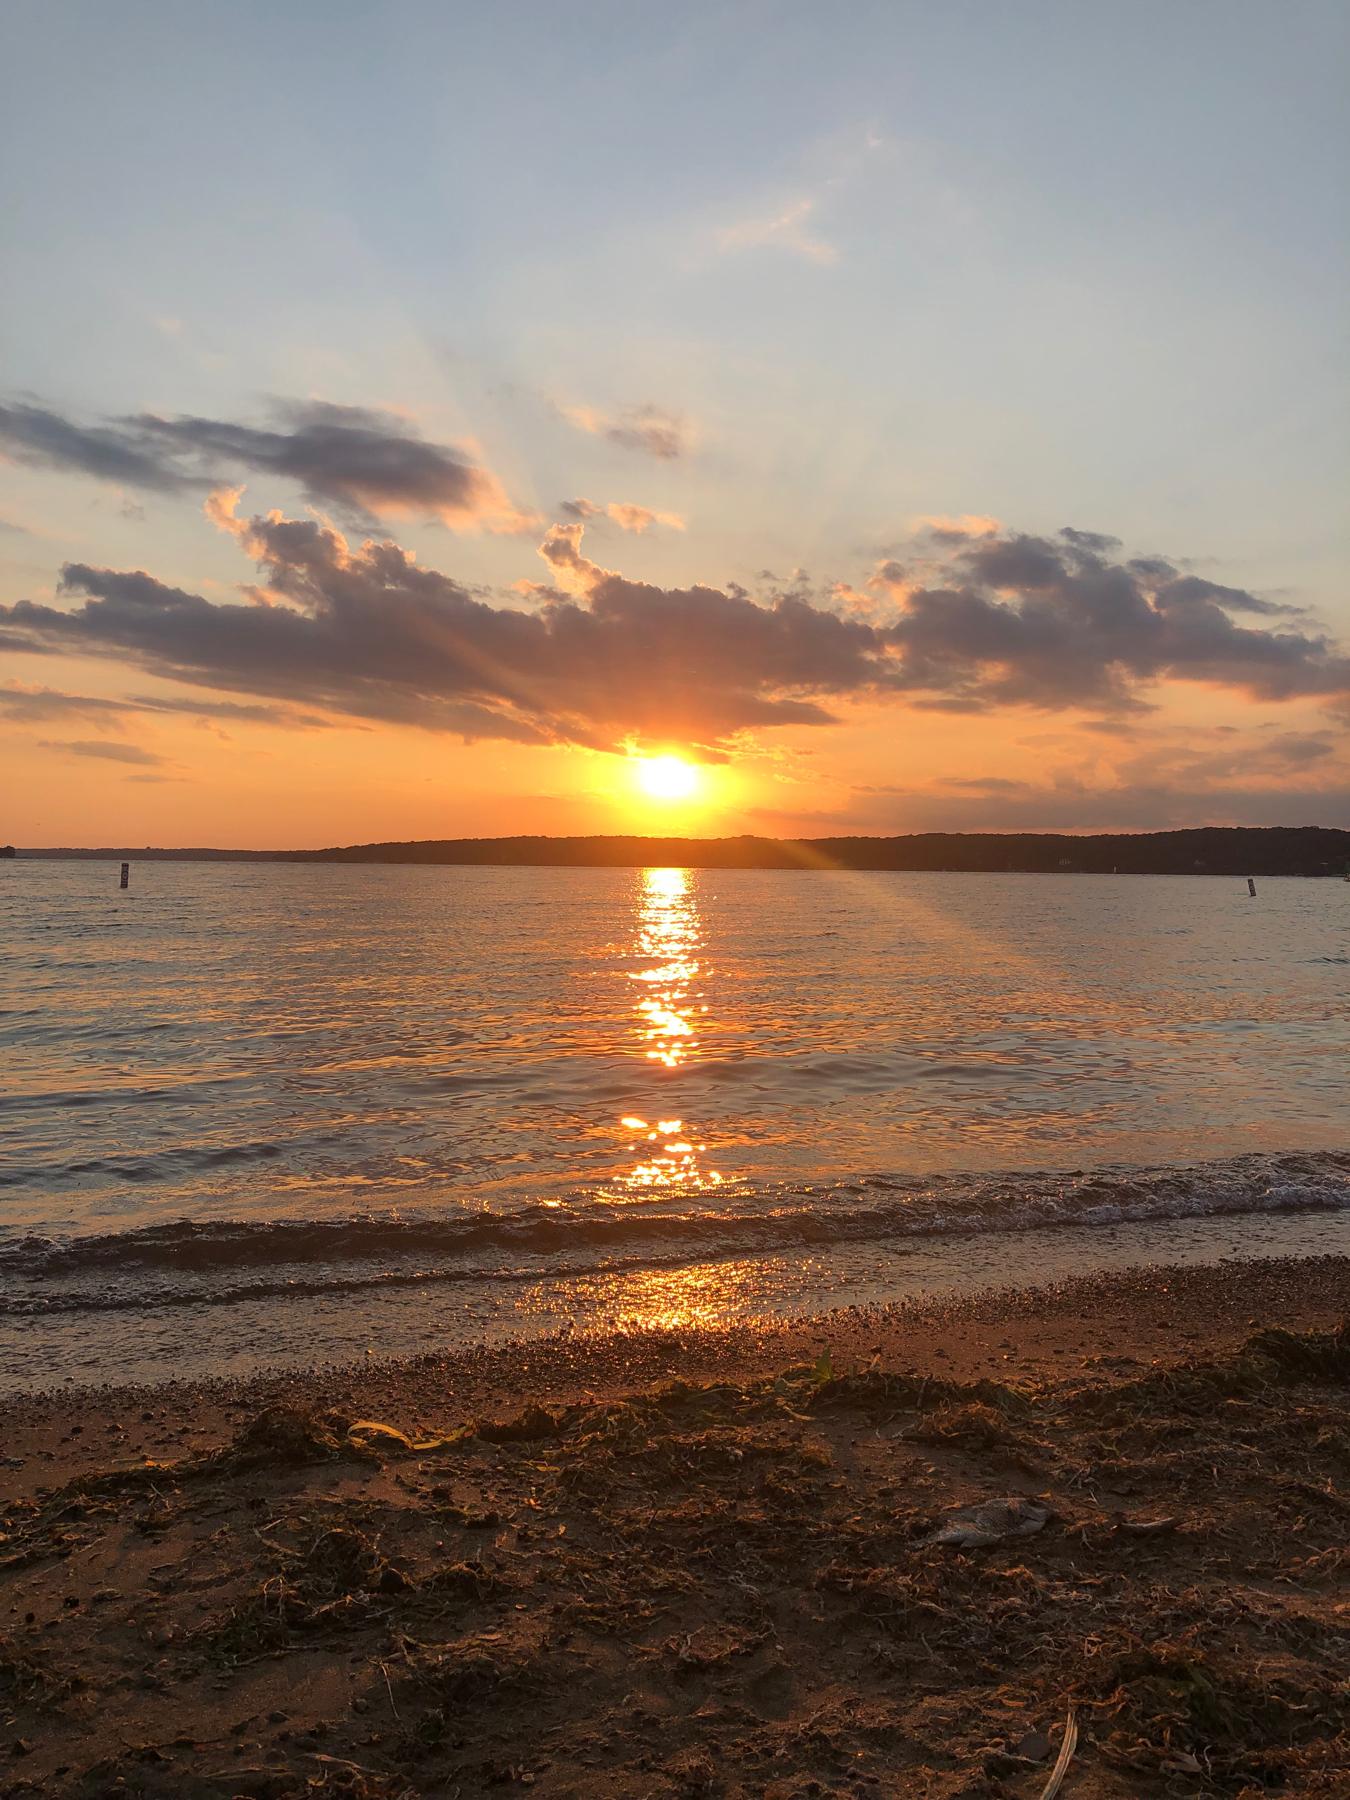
[2,9,1348,845]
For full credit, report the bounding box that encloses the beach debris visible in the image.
[1014,1727,1053,1761]
[232,1404,348,1465]
[347,1418,419,1451]
[926,1496,1051,1547]
[911,1400,1024,1450]
[303,1527,403,1594]
[345,1418,471,1455]
[1244,1321,1350,1381]
[424,1557,501,1600]
[224,1408,473,1469]
[5,1312,1350,1794]
[475,1405,561,1443]
[1038,1707,1078,1799]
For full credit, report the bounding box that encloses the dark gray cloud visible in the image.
[0,400,187,492]
[1259,732,1336,765]
[0,509,872,750]
[1,515,1346,752]
[0,630,55,654]
[883,528,1349,711]
[39,739,167,766]
[0,397,527,530]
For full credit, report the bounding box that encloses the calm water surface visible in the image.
[1,861,1346,1381]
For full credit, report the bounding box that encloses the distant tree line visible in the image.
[13,825,1350,875]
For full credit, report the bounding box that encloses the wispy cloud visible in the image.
[716,195,839,265]
[39,739,168,767]
[558,402,687,460]
[911,514,1002,542]
[560,499,685,534]
[711,125,889,267]
[819,776,1350,833]
[0,681,331,730]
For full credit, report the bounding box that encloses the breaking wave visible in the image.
[2,1150,1345,1317]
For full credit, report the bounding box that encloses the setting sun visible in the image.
[633,754,699,803]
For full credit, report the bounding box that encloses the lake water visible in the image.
[2,860,1347,1384]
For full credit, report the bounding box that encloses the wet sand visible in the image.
[1,1254,1347,1797]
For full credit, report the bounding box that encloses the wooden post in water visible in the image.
[120,862,129,889]
[1247,877,1256,898]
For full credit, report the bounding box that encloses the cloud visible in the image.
[833,717,1349,832]
[561,498,685,534]
[1,514,1346,759]
[911,514,1001,543]
[0,396,530,532]
[0,508,879,751]
[716,194,838,265]
[0,680,330,729]
[0,630,57,654]
[880,527,1350,712]
[830,780,1350,833]
[1105,726,1343,792]
[606,501,685,535]
[39,739,167,766]
[0,400,186,492]
[709,127,890,269]
[560,402,687,460]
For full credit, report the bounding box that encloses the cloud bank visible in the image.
[2,512,1346,758]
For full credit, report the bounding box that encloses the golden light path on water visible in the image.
[590,857,1081,1330]
[615,866,725,1197]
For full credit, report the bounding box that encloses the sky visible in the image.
[1,0,1347,847]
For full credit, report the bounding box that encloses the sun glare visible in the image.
[633,754,699,803]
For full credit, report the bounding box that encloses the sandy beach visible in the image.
[1,1253,1346,1798]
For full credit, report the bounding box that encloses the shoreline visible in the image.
[2,1255,1347,1797]
[10,821,1349,877]
[5,1251,1348,1449]
[6,1193,1347,1393]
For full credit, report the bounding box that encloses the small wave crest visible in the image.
[1,1150,1346,1317]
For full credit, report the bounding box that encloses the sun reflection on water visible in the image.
[613,867,724,1194]
[618,1115,723,1190]
[580,1258,758,1331]
[632,866,702,1069]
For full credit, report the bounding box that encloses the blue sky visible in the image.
[1,1,1346,843]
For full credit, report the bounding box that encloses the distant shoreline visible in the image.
[8,823,1349,876]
